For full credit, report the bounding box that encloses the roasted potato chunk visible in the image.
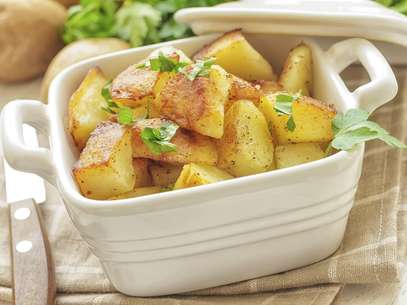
[68,67,109,150]
[193,30,275,81]
[150,162,182,187]
[156,65,230,138]
[279,44,313,96]
[133,158,152,187]
[111,66,158,107]
[109,186,161,200]
[174,163,233,190]
[73,122,135,199]
[132,119,218,164]
[253,80,283,96]
[259,94,336,144]
[275,143,325,169]
[218,100,274,177]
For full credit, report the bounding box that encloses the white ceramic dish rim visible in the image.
[1,34,397,216]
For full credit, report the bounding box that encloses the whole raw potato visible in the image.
[53,0,78,7]
[0,0,67,83]
[41,38,130,101]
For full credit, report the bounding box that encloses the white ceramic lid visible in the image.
[175,0,407,48]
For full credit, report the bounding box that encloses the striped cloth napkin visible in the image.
[0,66,406,305]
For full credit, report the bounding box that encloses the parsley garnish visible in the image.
[274,94,299,132]
[140,53,215,81]
[180,57,216,81]
[328,108,406,153]
[140,121,179,155]
[101,81,135,125]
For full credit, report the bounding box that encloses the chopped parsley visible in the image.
[140,121,179,155]
[274,93,300,131]
[101,81,135,125]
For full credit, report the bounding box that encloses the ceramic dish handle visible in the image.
[325,38,398,113]
[0,100,55,185]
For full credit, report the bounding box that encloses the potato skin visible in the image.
[0,0,67,83]
[193,29,275,81]
[132,119,218,165]
[73,122,135,200]
[157,65,230,139]
[275,143,325,169]
[52,0,78,7]
[109,187,161,200]
[150,162,182,187]
[259,94,336,144]
[218,100,275,177]
[111,66,159,107]
[279,44,313,96]
[41,38,130,101]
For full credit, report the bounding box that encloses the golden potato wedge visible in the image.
[218,100,275,177]
[275,143,325,169]
[252,80,283,96]
[150,162,182,187]
[111,66,159,108]
[279,44,313,96]
[73,122,135,200]
[109,186,161,200]
[193,30,275,81]
[68,67,110,150]
[228,74,261,102]
[174,163,233,190]
[132,119,218,165]
[156,65,230,138]
[133,158,152,187]
[259,94,336,144]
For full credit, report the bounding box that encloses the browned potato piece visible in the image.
[174,163,233,190]
[156,65,230,138]
[275,143,325,169]
[111,66,159,107]
[73,122,135,199]
[150,162,182,187]
[279,44,313,96]
[68,67,109,150]
[132,119,218,165]
[41,38,129,101]
[258,94,336,144]
[109,187,161,200]
[133,159,152,187]
[193,29,275,81]
[218,100,275,177]
[252,80,283,96]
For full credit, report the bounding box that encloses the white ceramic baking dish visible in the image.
[0,2,399,296]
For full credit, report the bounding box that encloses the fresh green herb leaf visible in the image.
[101,81,135,125]
[146,52,188,73]
[287,116,296,132]
[140,122,179,154]
[274,94,300,131]
[329,108,407,151]
[117,107,135,125]
[180,57,216,81]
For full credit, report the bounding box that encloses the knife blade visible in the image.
[3,124,56,305]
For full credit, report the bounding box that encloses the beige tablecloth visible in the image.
[0,67,406,305]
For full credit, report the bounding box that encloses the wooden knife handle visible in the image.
[9,199,56,305]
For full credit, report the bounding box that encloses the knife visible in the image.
[3,124,55,305]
